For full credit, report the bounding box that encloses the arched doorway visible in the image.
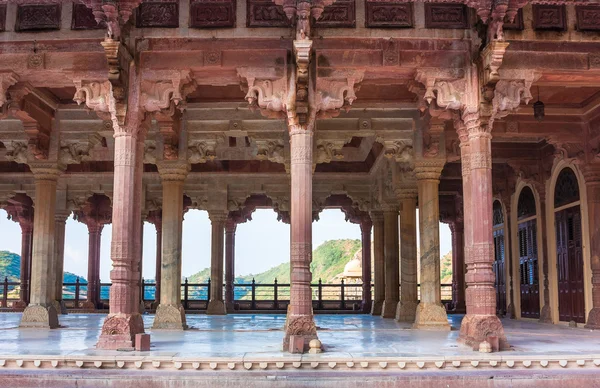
[517,187,540,319]
[492,200,506,316]
[554,168,585,323]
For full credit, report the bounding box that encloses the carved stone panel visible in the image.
[72,3,105,30]
[0,4,6,32]
[503,9,523,31]
[532,5,566,31]
[365,2,413,28]
[424,3,468,29]
[16,4,61,32]
[136,2,179,28]
[314,0,355,28]
[247,0,290,27]
[576,6,600,32]
[190,0,235,28]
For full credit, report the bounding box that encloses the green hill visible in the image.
[186,239,362,285]
[0,250,85,283]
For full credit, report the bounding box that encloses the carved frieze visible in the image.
[190,0,235,28]
[314,0,355,28]
[136,1,179,28]
[72,3,105,30]
[247,0,290,27]
[254,139,285,164]
[59,134,104,165]
[365,2,413,29]
[188,139,220,163]
[424,3,468,30]
[576,6,600,32]
[16,4,61,31]
[532,4,566,31]
[315,140,346,164]
[4,141,28,164]
[0,4,6,32]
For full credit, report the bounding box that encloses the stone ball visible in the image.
[309,339,322,349]
[479,340,492,353]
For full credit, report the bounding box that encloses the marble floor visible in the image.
[0,313,599,358]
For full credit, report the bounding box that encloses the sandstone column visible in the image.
[458,120,507,348]
[147,210,162,308]
[207,212,227,315]
[20,165,62,328]
[132,138,145,313]
[283,126,318,350]
[153,162,188,329]
[450,220,466,313]
[13,217,33,308]
[53,211,68,314]
[584,164,600,329]
[82,222,103,310]
[413,160,450,330]
[538,192,552,323]
[97,131,145,349]
[381,207,399,318]
[370,211,385,315]
[396,196,418,322]
[225,219,237,313]
[360,218,372,313]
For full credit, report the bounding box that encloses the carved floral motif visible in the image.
[424,3,468,29]
[314,0,355,28]
[136,2,179,28]
[247,0,290,27]
[366,2,413,28]
[190,0,236,28]
[532,4,566,31]
[576,6,600,31]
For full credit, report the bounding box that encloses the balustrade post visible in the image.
[75,277,80,308]
[251,278,256,310]
[183,278,189,310]
[207,278,211,303]
[274,278,278,309]
[318,279,323,309]
[340,279,345,309]
[2,277,8,308]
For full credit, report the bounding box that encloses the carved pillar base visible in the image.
[539,305,552,324]
[19,304,59,328]
[152,304,187,330]
[13,300,27,310]
[206,300,226,315]
[395,300,418,322]
[371,300,383,316]
[381,299,399,319]
[458,314,509,350]
[80,300,97,311]
[282,314,318,352]
[97,313,145,350]
[412,303,450,330]
[585,308,600,329]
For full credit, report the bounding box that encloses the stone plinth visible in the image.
[153,304,187,330]
[97,313,145,350]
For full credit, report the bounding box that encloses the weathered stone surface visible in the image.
[136,2,179,28]
[532,4,566,31]
[365,2,413,29]
[153,304,187,330]
[246,0,290,28]
[19,304,59,329]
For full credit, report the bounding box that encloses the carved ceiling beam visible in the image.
[5,83,56,160]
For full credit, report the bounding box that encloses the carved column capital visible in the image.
[414,159,445,182]
[29,163,65,182]
[157,160,190,182]
[369,210,384,223]
[209,211,228,224]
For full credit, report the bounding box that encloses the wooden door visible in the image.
[519,220,540,319]
[556,206,585,323]
[493,229,506,316]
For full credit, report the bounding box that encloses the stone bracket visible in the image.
[237,67,289,118]
[316,70,364,118]
[140,70,196,113]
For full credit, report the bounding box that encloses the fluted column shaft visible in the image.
[413,161,450,330]
[53,212,68,314]
[225,220,237,313]
[396,197,418,322]
[459,127,507,349]
[381,208,399,318]
[153,163,188,329]
[98,132,145,349]
[20,168,61,328]
[584,165,600,329]
[370,211,385,315]
[360,219,372,313]
[206,212,227,315]
[450,221,466,313]
[85,223,103,309]
[17,222,33,307]
[283,128,317,350]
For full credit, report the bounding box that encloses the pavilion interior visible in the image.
[0,0,600,361]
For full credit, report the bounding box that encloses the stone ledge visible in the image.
[0,354,599,372]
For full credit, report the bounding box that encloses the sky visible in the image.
[0,208,451,282]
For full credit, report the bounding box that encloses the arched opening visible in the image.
[554,167,585,323]
[492,200,506,317]
[517,186,540,319]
